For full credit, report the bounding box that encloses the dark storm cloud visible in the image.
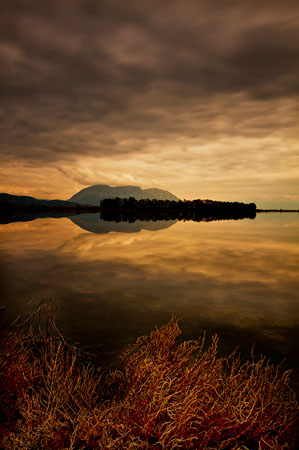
[1,0,299,163]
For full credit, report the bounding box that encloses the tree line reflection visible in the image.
[100,198,257,222]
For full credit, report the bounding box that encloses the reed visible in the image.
[1,301,298,449]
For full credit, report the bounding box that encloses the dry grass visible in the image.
[0,301,298,449]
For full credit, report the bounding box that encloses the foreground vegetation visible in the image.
[0,302,298,450]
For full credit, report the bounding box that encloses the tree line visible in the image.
[100,197,256,222]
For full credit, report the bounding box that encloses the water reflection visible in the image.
[0,214,298,390]
[70,213,177,233]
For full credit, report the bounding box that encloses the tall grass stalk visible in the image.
[0,301,298,449]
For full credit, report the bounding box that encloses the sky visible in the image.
[0,0,298,208]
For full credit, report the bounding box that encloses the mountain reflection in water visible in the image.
[70,213,177,234]
[0,213,298,393]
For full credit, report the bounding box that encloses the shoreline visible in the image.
[257,209,299,213]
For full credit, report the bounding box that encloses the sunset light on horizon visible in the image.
[1,0,298,208]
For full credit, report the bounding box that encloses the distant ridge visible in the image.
[69,185,179,205]
[0,193,79,209]
[0,193,99,212]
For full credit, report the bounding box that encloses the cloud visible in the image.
[0,0,298,206]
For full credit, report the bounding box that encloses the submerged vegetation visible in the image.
[0,301,298,450]
[100,197,257,222]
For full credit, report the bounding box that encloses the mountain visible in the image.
[69,185,179,205]
[0,193,81,209]
[0,193,100,213]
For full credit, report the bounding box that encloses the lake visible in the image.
[0,212,298,391]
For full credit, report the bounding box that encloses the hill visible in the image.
[0,193,80,209]
[0,193,98,212]
[69,185,179,205]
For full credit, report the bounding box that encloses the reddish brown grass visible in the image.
[0,303,298,449]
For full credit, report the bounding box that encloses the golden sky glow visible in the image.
[0,1,299,208]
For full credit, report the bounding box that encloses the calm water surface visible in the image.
[0,213,298,389]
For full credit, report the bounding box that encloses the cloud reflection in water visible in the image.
[0,214,298,387]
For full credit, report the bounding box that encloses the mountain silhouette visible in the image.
[69,185,179,205]
[0,193,80,209]
[0,193,99,225]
